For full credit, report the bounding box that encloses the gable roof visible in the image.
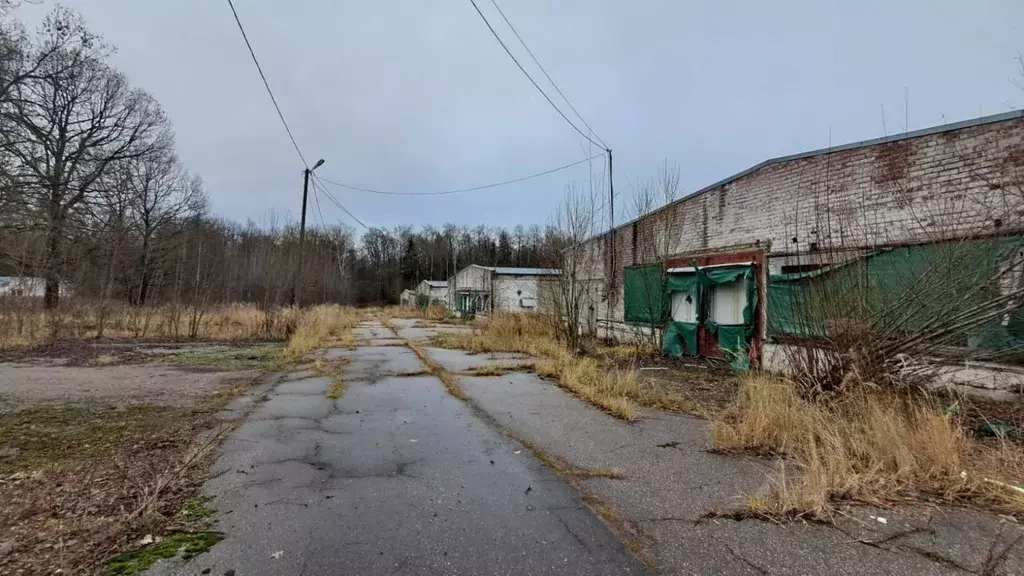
[455,264,561,277]
[422,280,447,288]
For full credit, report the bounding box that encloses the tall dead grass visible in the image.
[714,374,1024,517]
[0,301,299,348]
[385,304,451,322]
[285,304,361,357]
[432,313,693,420]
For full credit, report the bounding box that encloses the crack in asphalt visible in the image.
[725,543,773,575]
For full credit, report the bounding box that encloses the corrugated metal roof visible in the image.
[490,267,561,276]
[424,280,448,287]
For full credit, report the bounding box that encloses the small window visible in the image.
[520,297,536,308]
[710,277,748,325]
[670,291,697,323]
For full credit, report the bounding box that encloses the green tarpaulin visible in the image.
[624,264,666,325]
[701,266,751,286]
[662,264,758,371]
[767,236,1024,351]
[663,321,699,357]
[666,272,700,295]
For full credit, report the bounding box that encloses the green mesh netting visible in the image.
[624,264,666,325]
[767,237,1024,352]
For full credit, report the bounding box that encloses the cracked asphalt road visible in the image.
[150,321,642,575]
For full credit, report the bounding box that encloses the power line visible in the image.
[312,176,371,230]
[317,153,602,196]
[226,0,308,167]
[311,178,328,230]
[468,0,606,151]
[487,0,606,149]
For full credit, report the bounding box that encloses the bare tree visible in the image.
[546,183,601,349]
[626,160,681,347]
[125,151,206,305]
[0,6,170,307]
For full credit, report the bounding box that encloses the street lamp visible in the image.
[291,159,326,306]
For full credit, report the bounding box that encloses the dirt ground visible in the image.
[602,350,741,415]
[0,341,283,575]
[0,342,280,410]
[0,362,257,410]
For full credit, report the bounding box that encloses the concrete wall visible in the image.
[428,286,447,304]
[416,281,448,305]
[447,266,492,310]
[399,290,416,307]
[573,114,1024,334]
[450,266,491,293]
[764,342,1024,399]
[492,275,558,313]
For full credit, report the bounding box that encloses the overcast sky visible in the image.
[18,0,1024,232]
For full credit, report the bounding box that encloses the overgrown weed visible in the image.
[713,374,1024,518]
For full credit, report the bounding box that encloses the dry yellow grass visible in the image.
[0,303,301,348]
[384,305,451,322]
[457,364,535,377]
[714,374,1024,518]
[285,305,360,357]
[407,342,468,401]
[594,344,659,362]
[430,313,695,421]
[326,381,346,399]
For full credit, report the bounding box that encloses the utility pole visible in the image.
[606,149,615,331]
[291,159,326,307]
[451,235,458,312]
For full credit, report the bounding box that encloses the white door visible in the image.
[670,289,698,323]
[710,276,748,325]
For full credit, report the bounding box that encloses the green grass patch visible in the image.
[146,344,292,372]
[108,532,224,575]
[181,497,216,520]
[0,405,198,471]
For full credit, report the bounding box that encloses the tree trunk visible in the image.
[43,216,62,309]
[136,234,151,306]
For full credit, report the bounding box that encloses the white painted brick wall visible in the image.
[573,117,1024,328]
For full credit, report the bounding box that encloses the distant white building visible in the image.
[0,276,47,298]
[415,280,448,307]
[446,265,560,315]
[399,289,416,307]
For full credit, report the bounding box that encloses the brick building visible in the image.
[572,111,1024,375]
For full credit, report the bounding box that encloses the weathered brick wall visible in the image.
[575,115,1024,329]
